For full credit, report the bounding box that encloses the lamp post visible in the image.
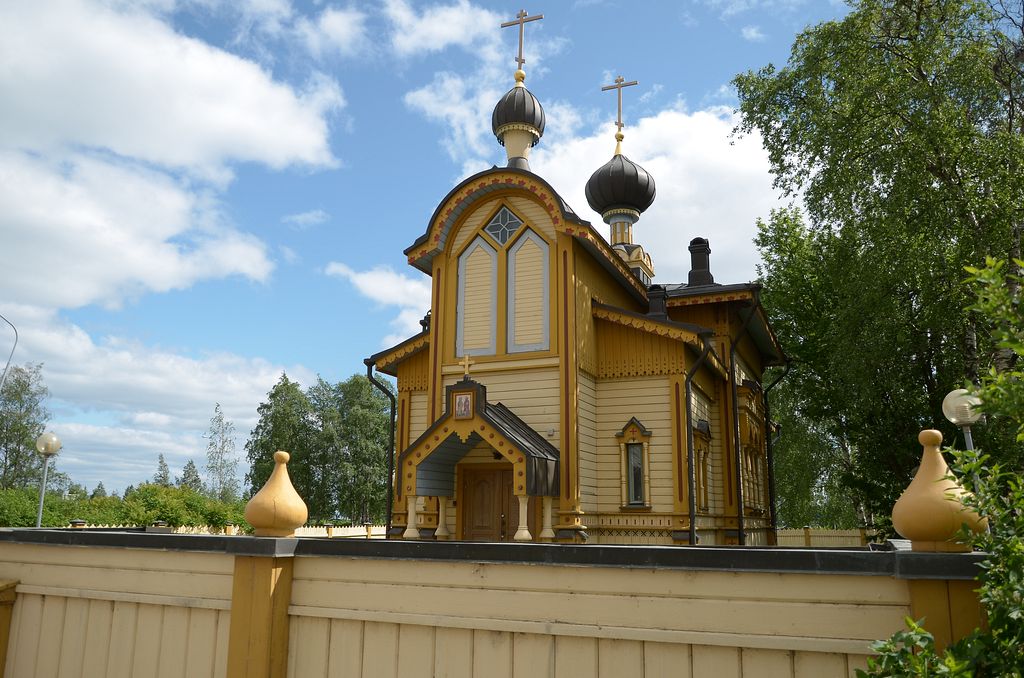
[35,432,62,528]
[942,389,982,450]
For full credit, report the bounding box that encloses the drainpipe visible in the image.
[763,360,792,544]
[684,332,715,546]
[364,359,396,537]
[730,301,759,545]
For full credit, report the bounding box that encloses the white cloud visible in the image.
[384,0,501,58]
[297,7,369,59]
[282,208,331,228]
[741,25,767,41]
[324,263,432,345]
[533,105,781,285]
[4,303,316,492]
[0,0,343,180]
[0,151,273,310]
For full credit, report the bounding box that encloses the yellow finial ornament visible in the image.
[245,451,309,537]
[891,430,987,552]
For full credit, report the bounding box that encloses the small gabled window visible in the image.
[616,418,652,509]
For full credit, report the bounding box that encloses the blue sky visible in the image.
[0,0,846,493]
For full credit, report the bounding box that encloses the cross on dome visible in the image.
[602,75,639,132]
[500,9,543,71]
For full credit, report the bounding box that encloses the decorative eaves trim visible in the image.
[665,289,755,307]
[592,303,728,378]
[370,333,429,374]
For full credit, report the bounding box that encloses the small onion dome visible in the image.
[492,70,545,146]
[585,149,656,221]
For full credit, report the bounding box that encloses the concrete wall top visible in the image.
[0,528,984,580]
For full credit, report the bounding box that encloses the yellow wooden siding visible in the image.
[595,376,673,513]
[577,372,598,514]
[594,319,686,379]
[692,389,725,517]
[573,241,644,378]
[461,242,494,352]
[442,368,560,442]
[0,544,232,678]
[511,235,545,348]
[409,391,429,442]
[286,555,911,677]
[396,348,430,393]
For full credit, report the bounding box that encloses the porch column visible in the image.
[403,495,420,539]
[435,496,450,539]
[514,495,532,541]
[540,497,555,541]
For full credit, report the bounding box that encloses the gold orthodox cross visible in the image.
[602,75,639,131]
[501,9,543,69]
[459,354,475,377]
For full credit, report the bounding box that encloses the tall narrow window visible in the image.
[626,443,644,505]
[507,229,549,353]
[616,418,652,509]
[457,237,497,356]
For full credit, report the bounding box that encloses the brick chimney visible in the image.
[687,238,714,286]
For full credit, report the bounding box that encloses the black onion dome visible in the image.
[585,153,656,217]
[491,84,546,146]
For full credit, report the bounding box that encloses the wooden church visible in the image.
[366,11,786,546]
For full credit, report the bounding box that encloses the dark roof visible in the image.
[585,153,656,218]
[662,281,761,298]
[492,84,545,145]
[592,300,711,337]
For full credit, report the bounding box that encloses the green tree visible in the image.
[205,403,239,502]
[335,375,392,523]
[0,363,50,489]
[859,258,1024,676]
[245,373,316,510]
[90,481,107,499]
[153,453,171,487]
[177,459,204,493]
[734,0,1024,523]
[244,373,393,523]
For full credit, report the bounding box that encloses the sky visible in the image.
[0,0,848,494]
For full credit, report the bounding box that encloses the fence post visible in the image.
[803,526,811,547]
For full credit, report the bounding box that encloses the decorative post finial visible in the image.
[245,451,308,537]
[601,75,638,154]
[891,430,987,552]
[501,9,543,81]
[459,354,475,378]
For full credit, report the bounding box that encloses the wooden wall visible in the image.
[285,555,890,678]
[0,543,233,678]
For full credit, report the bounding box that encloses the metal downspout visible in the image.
[364,359,397,537]
[684,333,714,546]
[730,301,759,545]
[763,360,792,544]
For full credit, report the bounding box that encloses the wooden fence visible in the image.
[776,528,874,548]
[67,523,388,538]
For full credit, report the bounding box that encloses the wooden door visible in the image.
[460,465,537,542]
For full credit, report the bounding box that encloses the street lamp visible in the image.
[35,432,61,528]
[942,389,983,450]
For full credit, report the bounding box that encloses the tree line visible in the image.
[734,0,1024,528]
[0,363,393,527]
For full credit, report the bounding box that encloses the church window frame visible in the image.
[484,205,524,246]
[506,228,550,353]
[615,417,652,509]
[693,419,712,513]
[456,236,498,357]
